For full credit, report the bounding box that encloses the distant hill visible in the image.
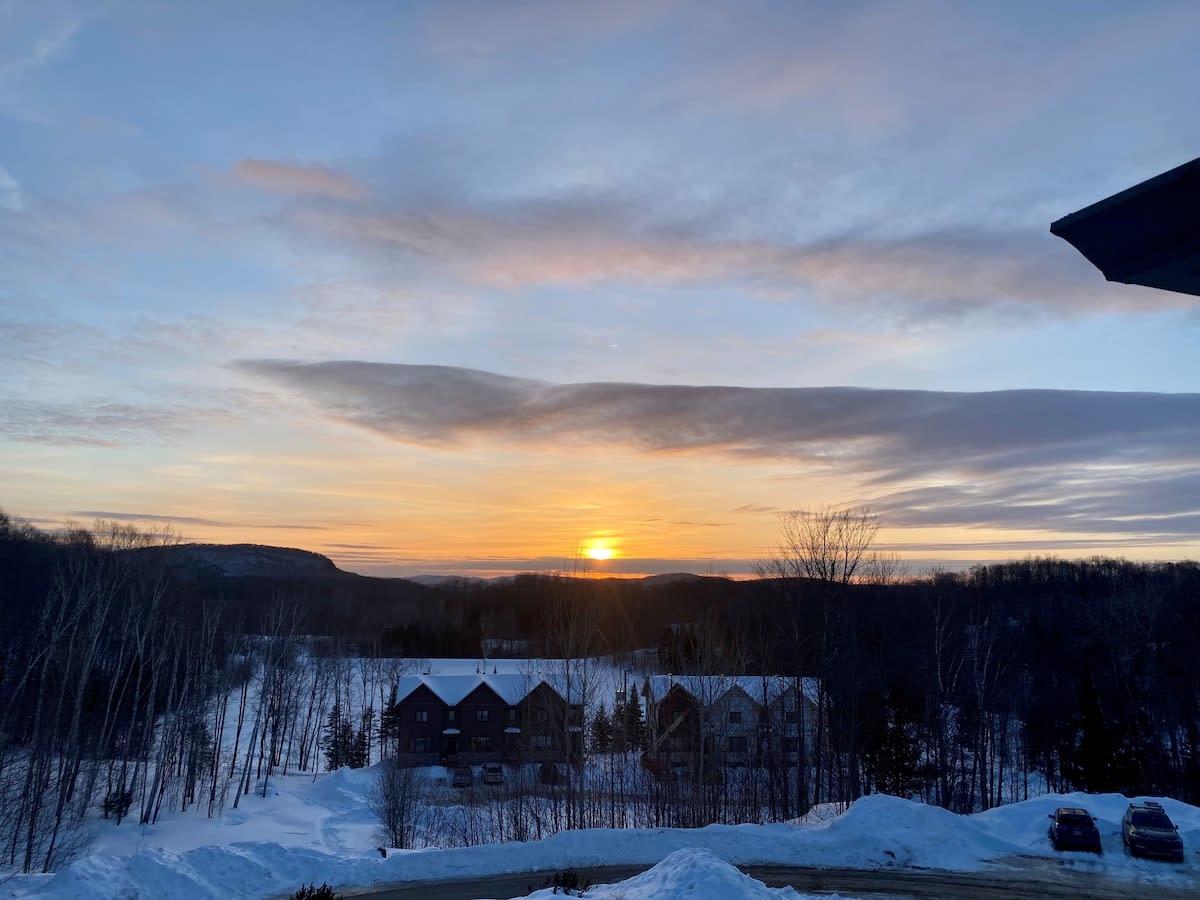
[135,542,346,579]
[640,572,715,587]
[2,522,760,656]
[408,574,491,587]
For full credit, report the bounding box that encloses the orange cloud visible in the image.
[285,202,1182,316]
[233,158,366,200]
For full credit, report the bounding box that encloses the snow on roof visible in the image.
[393,675,427,704]
[537,671,590,704]
[397,668,815,711]
[421,674,496,706]
[442,728,460,735]
[643,674,819,707]
[727,676,820,707]
[481,673,531,706]
[394,672,549,707]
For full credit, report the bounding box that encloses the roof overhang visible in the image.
[1050,156,1200,297]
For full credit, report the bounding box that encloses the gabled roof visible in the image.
[536,672,590,705]
[642,674,819,707]
[394,672,561,707]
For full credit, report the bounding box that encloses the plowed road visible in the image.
[341,857,1199,899]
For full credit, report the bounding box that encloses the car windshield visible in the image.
[1060,813,1092,826]
[1131,811,1172,829]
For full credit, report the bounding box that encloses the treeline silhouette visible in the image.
[2,509,1199,871]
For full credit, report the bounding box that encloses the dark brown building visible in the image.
[385,673,581,768]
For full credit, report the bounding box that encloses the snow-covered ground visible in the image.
[524,848,838,900]
[5,762,1200,900]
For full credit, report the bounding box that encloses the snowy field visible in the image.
[4,655,1199,899]
[4,763,1200,899]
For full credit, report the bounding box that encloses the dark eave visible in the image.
[1050,156,1200,298]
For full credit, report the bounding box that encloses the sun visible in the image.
[582,538,617,562]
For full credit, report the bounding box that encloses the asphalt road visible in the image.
[340,857,1200,900]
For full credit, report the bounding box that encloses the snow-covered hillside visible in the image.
[6,767,1200,899]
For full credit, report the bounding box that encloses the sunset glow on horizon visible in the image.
[585,545,615,562]
[3,2,1199,578]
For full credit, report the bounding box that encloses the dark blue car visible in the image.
[1048,806,1102,854]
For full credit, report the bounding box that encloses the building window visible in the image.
[728,710,742,725]
[470,736,493,752]
[448,708,457,722]
[531,734,553,750]
[476,709,489,722]
[413,736,433,753]
[727,736,748,753]
[507,707,517,722]
[415,710,429,723]
[532,707,548,723]
[784,711,798,724]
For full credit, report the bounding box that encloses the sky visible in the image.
[2,0,1199,578]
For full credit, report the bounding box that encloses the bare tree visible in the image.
[540,560,605,831]
[754,504,896,814]
[368,758,420,849]
[757,505,888,585]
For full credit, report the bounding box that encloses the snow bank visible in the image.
[523,848,833,900]
[811,793,1026,869]
[973,790,1200,884]
[8,780,1200,899]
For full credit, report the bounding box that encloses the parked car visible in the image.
[1047,806,1102,854]
[482,763,504,785]
[1122,801,1184,862]
[451,765,473,788]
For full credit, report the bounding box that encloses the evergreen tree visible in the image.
[351,708,375,768]
[590,702,613,753]
[379,690,402,758]
[1067,664,1114,792]
[623,692,647,751]
[323,704,356,770]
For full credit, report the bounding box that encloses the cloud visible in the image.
[871,468,1200,537]
[0,164,22,212]
[236,360,1200,541]
[64,510,335,531]
[69,510,230,527]
[334,552,748,578]
[236,360,1199,467]
[0,13,79,82]
[284,200,1172,316]
[0,11,81,122]
[423,0,678,66]
[0,399,231,447]
[233,158,367,200]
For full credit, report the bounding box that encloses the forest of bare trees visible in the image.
[3,507,1200,871]
[0,514,407,872]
